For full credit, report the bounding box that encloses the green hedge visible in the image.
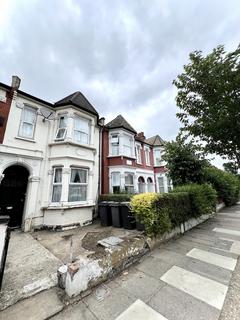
[203,166,240,206]
[99,193,132,202]
[130,184,217,237]
[173,183,217,217]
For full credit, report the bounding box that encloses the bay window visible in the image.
[55,116,67,140]
[68,168,88,202]
[125,173,134,193]
[74,116,90,144]
[18,106,37,139]
[52,168,62,202]
[111,172,120,193]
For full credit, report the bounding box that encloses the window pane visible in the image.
[59,116,67,128]
[20,123,34,138]
[112,172,120,186]
[23,107,36,123]
[113,186,120,193]
[125,173,133,185]
[112,144,119,155]
[158,177,164,193]
[52,185,62,202]
[68,185,87,202]
[75,117,89,133]
[54,168,62,183]
[125,186,134,194]
[74,131,88,144]
[70,169,87,183]
[56,128,66,139]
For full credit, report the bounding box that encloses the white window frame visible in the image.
[68,167,88,202]
[111,172,120,193]
[158,176,165,193]
[154,148,162,166]
[51,167,63,203]
[18,105,37,139]
[124,172,134,194]
[144,146,151,166]
[135,143,142,164]
[55,115,67,141]
[110,134,119,156]
[73,116,90,145]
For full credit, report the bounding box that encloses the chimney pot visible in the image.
[99,117,105,126]
[11,76,21,90]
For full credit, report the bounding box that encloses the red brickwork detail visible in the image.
[0,89,13,144]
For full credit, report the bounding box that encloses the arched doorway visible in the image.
[0,165,29,228]
[147,177,154,192]
[138,176,145,193]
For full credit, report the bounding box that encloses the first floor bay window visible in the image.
[18,106,37,139]
[52,167,62,202]
[123,135,133,157]
[68,168,88,202]
[74,116,90,144]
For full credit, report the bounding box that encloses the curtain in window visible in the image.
[19,107,37,138]
[52,168,62,202]
[68,168,88,202]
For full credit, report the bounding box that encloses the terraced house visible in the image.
[0,76,101,231]
[0,76,171,231]
[101,115,171,195]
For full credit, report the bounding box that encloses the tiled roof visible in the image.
[145,135,165,146]
[54,91,99,116]
[106,115,137,133]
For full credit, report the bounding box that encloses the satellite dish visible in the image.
[39,107,55,122]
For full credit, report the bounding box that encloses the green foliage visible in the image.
[223,162,239,175]
[99,193,132,202]
[173,184,217,217]
[163,138,207,186]
[155,192,192,227]
[174,45,240,167]
[204,166,240,206]
[130,193,172,237]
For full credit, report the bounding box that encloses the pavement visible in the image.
[1,204,240,319]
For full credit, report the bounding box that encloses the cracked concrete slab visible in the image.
[0,231,62,310]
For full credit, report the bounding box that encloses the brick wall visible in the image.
[0,89,13,144]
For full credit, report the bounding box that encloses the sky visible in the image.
[0,0,239,166]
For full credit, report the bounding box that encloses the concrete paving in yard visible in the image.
[2,204,240,319]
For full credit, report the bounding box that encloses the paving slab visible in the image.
[0,288,63,320]
[50,301,97,320]
[149,284,220,320]
[113,267,164,303]
[84,284,136,320]
[0,231,62,310]
[136,255,172,279]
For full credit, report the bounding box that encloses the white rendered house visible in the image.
[0,77,101,231]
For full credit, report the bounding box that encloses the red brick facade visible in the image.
[0,88,13,144]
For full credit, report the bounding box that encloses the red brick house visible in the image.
[101,115,172,194]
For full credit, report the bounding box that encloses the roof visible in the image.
[0,82,53,108]
[145,135,165,146]
[54,91,99,116]
[106,115,137,133]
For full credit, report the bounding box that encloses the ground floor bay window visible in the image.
[51,167,88,204]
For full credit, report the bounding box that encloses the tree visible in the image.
[173,45,240,168]
[223,162,238,175]
[163,138,207,186]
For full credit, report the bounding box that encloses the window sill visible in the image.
[107,155,136,160]
[49,140,96,151]
[42,201,95,210]
[15,136,36,143]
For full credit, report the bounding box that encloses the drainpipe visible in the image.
[97,118,105,198]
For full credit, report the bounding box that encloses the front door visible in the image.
[0,165,29,228]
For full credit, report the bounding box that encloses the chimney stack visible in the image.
[98,117,105,126]
[11,76,21,90]
[136,132,146,141]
